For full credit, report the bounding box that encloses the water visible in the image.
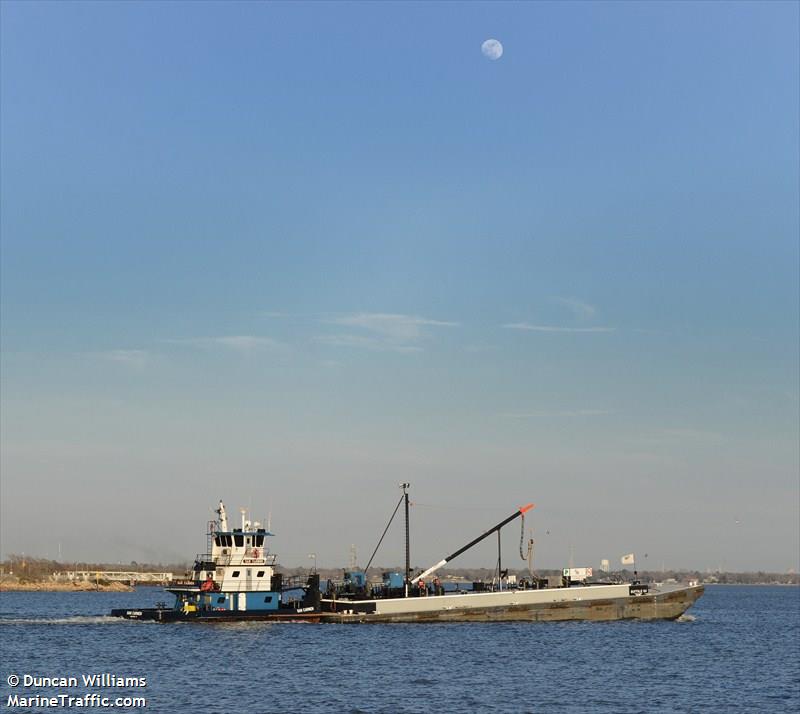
[1,586,798,712]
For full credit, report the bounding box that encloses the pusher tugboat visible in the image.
[111,501,322,622]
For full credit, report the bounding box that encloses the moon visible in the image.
[481,39,503,61]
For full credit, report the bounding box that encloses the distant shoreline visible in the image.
[0,581,133,593]
[2,560,797,590]
[0,578,795,593]
[705,582,799,587]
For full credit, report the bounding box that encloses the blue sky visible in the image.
[1,1,797,572]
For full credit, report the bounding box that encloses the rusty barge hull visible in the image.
[319,584,704,624]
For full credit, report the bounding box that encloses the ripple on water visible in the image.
[0,586,797,713]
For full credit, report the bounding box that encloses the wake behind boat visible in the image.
[111,486,703,623]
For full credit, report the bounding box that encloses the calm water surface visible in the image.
[1,585,798,712]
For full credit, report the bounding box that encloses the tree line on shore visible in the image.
[1,555,796,586]
[0,556,187,583]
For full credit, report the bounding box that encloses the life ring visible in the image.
[252,548,260,558]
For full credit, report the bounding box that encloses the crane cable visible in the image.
[519,513,535,577]
[519,513,528,560]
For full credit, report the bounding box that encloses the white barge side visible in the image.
[320,582,704,623]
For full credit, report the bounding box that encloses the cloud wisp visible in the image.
[503,323,615,333]
[319,312,458,352]
[330,313,458,339]
[498,409,614,418]
[550,296,597,320]
[95,349,150,369]
[315,334,423,353]
[166,335,288,354]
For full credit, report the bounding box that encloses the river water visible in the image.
[1,585,798,712]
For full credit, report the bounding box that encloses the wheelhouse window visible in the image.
[233,535,244,548]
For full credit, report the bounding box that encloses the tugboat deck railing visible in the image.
[194,552,278,568]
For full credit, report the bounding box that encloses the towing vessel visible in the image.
[112,501,324,622]
[111,487,704,623]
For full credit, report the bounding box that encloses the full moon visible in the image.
[481,39,503,60]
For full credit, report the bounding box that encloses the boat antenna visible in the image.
[216,501,229,532]
[401,482,411,597]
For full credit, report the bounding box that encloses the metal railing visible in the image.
[56,571,174,583]
[193,552,277,568]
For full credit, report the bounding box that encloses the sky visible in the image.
[1,1,798,573]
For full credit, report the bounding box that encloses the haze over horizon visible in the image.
[1,1,798,573]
